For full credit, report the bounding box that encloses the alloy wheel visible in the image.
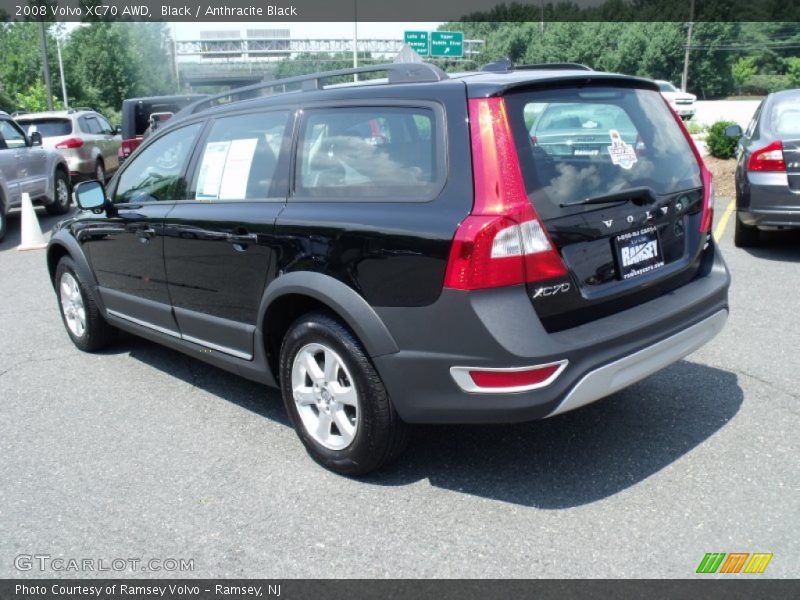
[60,272,86,337]
[291,342,359,450]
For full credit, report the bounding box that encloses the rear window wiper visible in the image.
[560,186,656,207]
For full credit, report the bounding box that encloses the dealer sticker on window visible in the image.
[607,129,638,170]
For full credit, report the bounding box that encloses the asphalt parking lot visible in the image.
[0,204,798,578]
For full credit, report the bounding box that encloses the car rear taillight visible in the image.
[748,141,785,172]
[444,98,567,290]
[55,137,84,149]
[663,96,714,233]
[120,138,141,158]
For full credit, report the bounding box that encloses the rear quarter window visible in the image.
[294,106,442,200]
[506,86,702,220]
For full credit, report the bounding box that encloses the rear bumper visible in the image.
[740,172,800,228]
[374,244,730,424]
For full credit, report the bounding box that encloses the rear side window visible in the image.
[506,86,702,220]
[193,111,290,201]
[114,123,202,204]
[295,106,440,200]
[17,118,73,137]
[770,96,800,136]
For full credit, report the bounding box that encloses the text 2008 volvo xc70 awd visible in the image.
[47,62,730,475]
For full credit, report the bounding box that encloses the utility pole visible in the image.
[681,0,695,93]
[540,0,545,34]
[56,37,68,109]
[37,20,54,111]
[353,1,358,82]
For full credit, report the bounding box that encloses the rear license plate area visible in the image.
[613,225,665,280]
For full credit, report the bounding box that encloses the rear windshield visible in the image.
[16,118,72,137]
[506,86,702,220]
[770,96,800,136]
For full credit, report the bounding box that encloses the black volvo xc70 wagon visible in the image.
[48,62,730,474]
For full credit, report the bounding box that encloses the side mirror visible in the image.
[29,131,42,146]
[113,125,122,136]
[74,180,107,211]
[724,124,743,138]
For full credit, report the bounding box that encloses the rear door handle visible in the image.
[226,231,258,252]
[225,232,258,243]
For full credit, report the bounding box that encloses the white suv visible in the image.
[15,109,121,183]
[656,80,696,121]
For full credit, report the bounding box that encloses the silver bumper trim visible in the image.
[547,309,728,417]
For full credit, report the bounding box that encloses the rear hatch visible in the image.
[504,84,708,331]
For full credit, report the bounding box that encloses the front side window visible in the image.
[193,111,289,201]
[295,106,439,199]
[95,114,113,134]
[0,120,27,149]
[113,122,202,204]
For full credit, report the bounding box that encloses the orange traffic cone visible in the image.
[17,192,48,251]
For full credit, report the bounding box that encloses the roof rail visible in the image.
[68,107,95,113]
[517,63,593,72]
[480,59,594,73]
[182,62,449,116]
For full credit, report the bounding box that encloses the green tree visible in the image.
[732,57,757,94]
[786,57,800,88]
[14,79,64,113]
[62,22,176,116]
[0,22,64,111]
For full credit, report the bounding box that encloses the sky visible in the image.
[170,22,442,40]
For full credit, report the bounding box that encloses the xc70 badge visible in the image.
[532,282,571,298]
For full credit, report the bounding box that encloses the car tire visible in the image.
[45,170,71,216]
[55,256,117,352]
[734,212,759,247]
[95,160,105,184]
[279,311,409,476]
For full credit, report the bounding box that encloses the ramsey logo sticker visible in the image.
[607,129,638,170]
[621,240,658,267]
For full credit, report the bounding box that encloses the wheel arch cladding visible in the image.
[46,233,100,304]
[260,272,400,382]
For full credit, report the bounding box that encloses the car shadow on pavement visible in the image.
[743,229,800,263]
[368,360,742,509]
[0,207,76,252]
[115,333,741,509]
[118,331,291,426]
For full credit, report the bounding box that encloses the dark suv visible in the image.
[47,62,730,475]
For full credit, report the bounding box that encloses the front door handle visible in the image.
[134,226,157,241]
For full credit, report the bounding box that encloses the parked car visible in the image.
[47,62,730,475]
[15,108,121,183]
[118,95,207,163]
[0,111,70,242]
[726,89,800,247]
[656,80,696,120]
